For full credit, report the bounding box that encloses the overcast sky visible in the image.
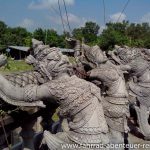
[0,0,150,33]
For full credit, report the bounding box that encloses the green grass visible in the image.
[0,58,33,74]
[52,109,59,121]
[68,56,76,64]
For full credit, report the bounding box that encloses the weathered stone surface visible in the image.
[0,39,150,149]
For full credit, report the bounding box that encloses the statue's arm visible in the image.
[0,74,24,101]
[108,51,122,65]
[0,74,53,106]
[88,69,100,79]
[118,64,131,71]
[89,67,118,80]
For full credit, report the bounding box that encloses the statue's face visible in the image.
[42,50,71,77]
[34,45,50,61]
[31,38,72,79]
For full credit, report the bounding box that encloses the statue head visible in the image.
[32,38,43,49]
[81,44,108,69]
[116,47,141,64]
[31,39,72,79]
[31,38,48,59]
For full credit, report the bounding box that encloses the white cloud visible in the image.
[141,12,150,24]
[48,13,86,28]
[19,18,34,28]
[110,12,126,23]
[66,13,82,24]
[29,0,74,10]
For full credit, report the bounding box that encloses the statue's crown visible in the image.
[32,38,43,48]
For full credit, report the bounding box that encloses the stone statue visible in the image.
[111,46,150,140]
[89,65,129,144]
[0,40,57,149]
[66,38,130,144]
[0,39,110,149]
[77,44,130,145]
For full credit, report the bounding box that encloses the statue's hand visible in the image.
[25,55,37,65]
[0,54,7,67]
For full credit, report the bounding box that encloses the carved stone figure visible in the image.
[0,39,110,149]
[89,65,129,143]
[66,39,131,145]
[111,46,150,140]
[77,44,130,145]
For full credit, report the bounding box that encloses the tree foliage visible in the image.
[98,21,150,50]
[0,21,32,48]
[72,21,100,45]
[0,20,150,52]
[98,21,129,50]
[33,28,45,42]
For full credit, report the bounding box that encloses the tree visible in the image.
[98,22,129,50]
[72,28,83,41]
[0,21,7,34]
[1,19,150,52]
[106,21,129,34]
[57,34,66,48]
[82,22,100,44]
[33,28,45,42]
[1,26,31,46]
[0,21,7,46]
[46,29,59,47]
[11,27,31,45]
[24,36,32,47]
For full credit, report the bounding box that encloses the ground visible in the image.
[0,58,33,74]
[128,134,150,150]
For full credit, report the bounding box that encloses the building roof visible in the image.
[8,46,74,53]
[59,48,74,53]
[8,46,30,52]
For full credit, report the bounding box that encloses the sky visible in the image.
[0,0,150,34]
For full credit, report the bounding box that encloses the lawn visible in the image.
[0,58,33,74]
[0,57,76,74]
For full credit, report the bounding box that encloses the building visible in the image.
[7,46,75,60]
[7,46,31,60]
